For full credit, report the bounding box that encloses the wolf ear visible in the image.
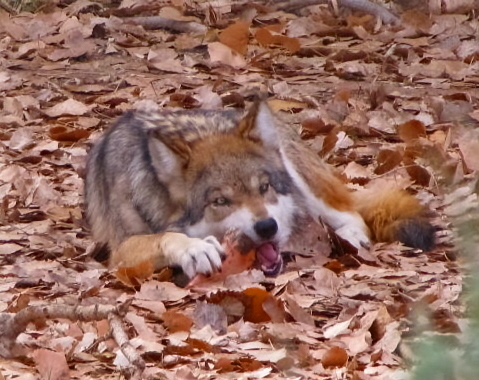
[149,129,191,169]
[237,100,281,149]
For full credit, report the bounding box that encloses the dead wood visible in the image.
[0,301,132,357]
[123,0,399,32]
[109,313,146,380]
[273,0,400,24]
[124,16,207,34]
[0,0,16,14]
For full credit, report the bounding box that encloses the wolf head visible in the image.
[149,101,298,275]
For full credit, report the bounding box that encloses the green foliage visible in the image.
[3,0,51,13]
[412,177,479,380]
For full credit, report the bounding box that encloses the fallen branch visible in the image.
[124,16,207,34]
[123,0,399,33]
[109,313,145,380]
[0,300,136,363]
[0,0,16,15]
[272,0,400,25]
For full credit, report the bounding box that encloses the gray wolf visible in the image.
[85,100,435,280]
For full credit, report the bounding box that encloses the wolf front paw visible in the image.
[335,225,370,249]
[176,236,224,278]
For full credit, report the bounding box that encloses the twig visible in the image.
[109,313,145,380]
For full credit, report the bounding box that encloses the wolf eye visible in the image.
[259,183,270,194]
[213,197,229,206]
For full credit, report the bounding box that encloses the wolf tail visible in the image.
[354,187,436,251]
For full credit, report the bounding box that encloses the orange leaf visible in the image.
[301,117,334,139]
[322,346,348,368]
[405,161,431,186]
[162,310,193,333]
[277,35,300,53]
[186,338,215,353]
[49,126,90,142]
[219,20,250,56]
[320,129,339,156]
[187,233,255,288]
[374,149,403,175]
[255,27,276,46]
[215,357,263,373]
[115,259,155,286]
[241,288,275,323]
[207,287,283,324]
[254,27,300,53]
[398,120,427,142]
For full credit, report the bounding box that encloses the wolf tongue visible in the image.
[256,243,279,266]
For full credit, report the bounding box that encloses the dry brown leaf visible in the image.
[254,27,300,53]
[162,310,193,333]
[374,149,403,175]
[207,288,282,324]
[49,126,90,141]
[8,129,33,150]
[33,349,70,380]
[301,117,335,139]
[147,48,189,73]
[458,131,479,172]
[404,160,431,186]
[138,280,190,303]
[284,295,315,326]
[320,129,339,156]
[215,357,263,373]
[208,42,247,68]
[321,346,348,368]
[115,259,155,286]
[44,99,90,117]
[267,99,307,112]
[398,120,427,142]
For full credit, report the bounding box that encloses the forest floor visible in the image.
[0,0,478,379]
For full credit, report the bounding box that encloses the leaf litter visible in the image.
[0,0,476,378]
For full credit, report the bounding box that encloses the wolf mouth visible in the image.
[255,242,283,276]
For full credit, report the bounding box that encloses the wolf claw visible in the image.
[179,236,224,278]
[335,225,371,250]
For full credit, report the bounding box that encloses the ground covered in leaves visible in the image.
[1,0,478,379]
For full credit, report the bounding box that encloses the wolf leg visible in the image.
[110,232,224,278]
[282,143,370,249]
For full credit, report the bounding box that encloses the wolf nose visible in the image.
[254,218,278,240]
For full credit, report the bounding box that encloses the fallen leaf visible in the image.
[162,310,193,333]
[255,27,300,53]
[138,280,190,303]
[187,232,256,288]
[44,99,90,117]
[374,149,403,175]
[398,120,427,142]
[215,357,263,373]
[219,20,250,55]
[115,259,155,286]
[208,42,247,68]
[49,126,90,141]
[321,346,348,369]
[33,349,70,380]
